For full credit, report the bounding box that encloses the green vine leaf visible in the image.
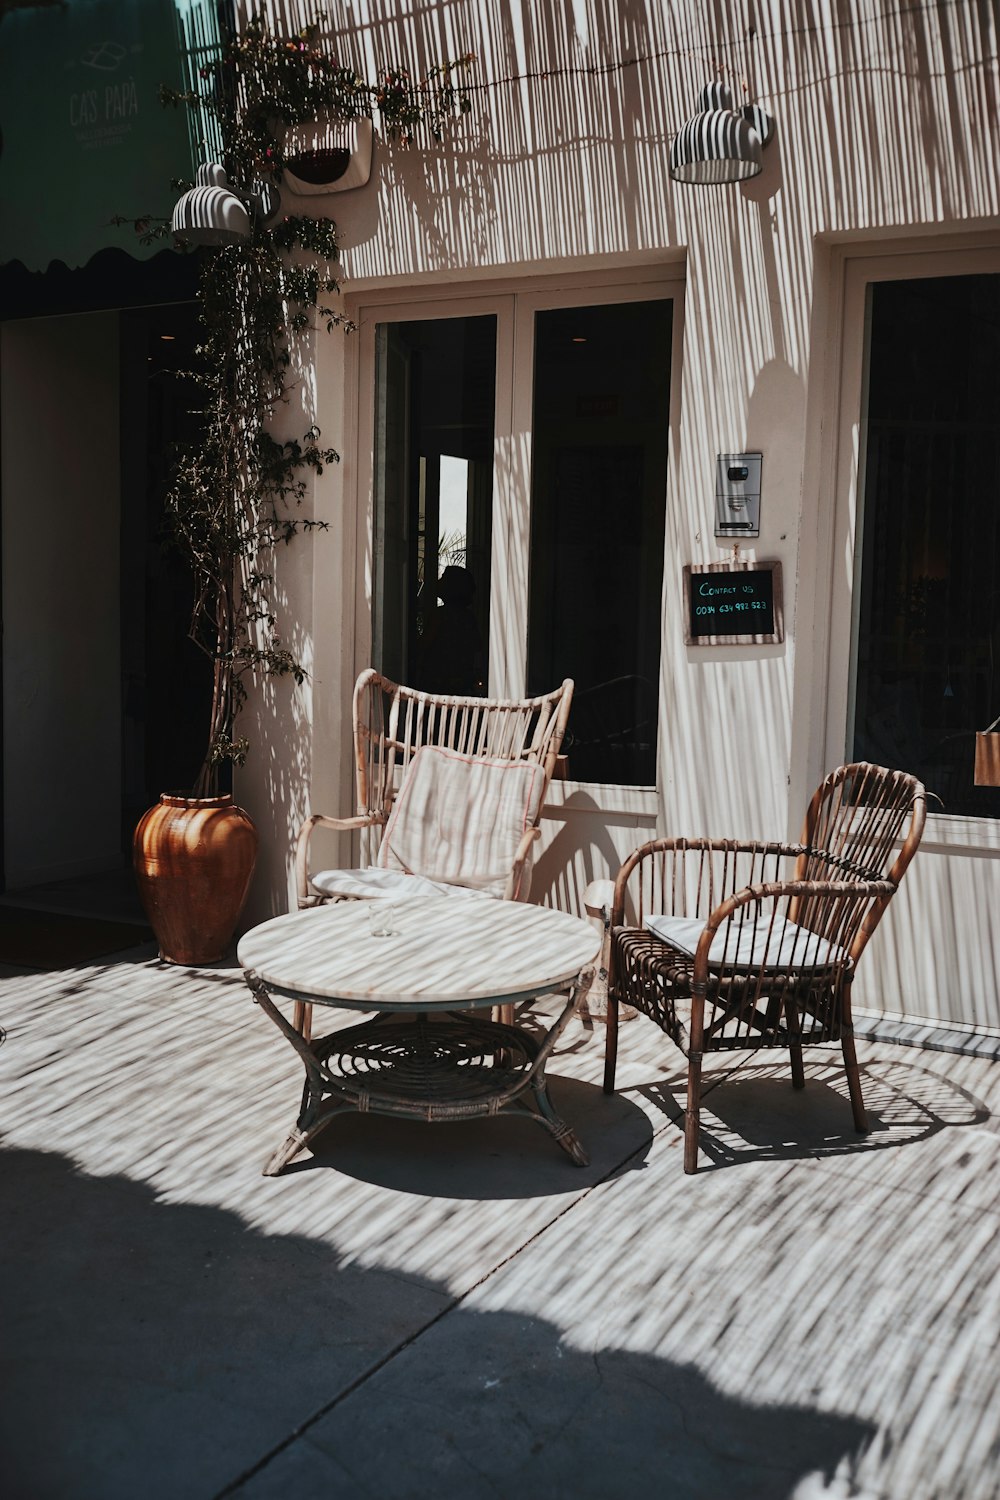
[120,10,472,796]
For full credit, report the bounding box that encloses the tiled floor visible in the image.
[1,946,998,1498]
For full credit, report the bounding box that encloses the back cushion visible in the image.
[376,746,545,899]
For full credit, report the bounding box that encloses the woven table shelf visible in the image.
[312,1012,540,1114]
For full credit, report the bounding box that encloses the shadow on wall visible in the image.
[237,315,325,926]
[0,1140,875,1499]
[855,843,1000,1031]
[298,0,682,267]
[261,0,999,267]
[532,789,639,915]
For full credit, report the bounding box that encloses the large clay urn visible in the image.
[134,794,258,964]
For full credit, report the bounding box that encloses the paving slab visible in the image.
[0,954,659,1498]
[237,1050,1000,1500]
[1,950,998,1499]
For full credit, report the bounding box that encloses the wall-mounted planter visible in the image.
[284,116,374,195]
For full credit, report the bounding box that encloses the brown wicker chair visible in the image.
[293,669,574,1036]
[604,763,927,1172]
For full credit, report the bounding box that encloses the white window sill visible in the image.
[917,812,1000,856]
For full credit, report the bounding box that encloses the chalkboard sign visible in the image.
[683,562,784,646]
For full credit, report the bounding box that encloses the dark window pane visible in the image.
[527,299,672,785]
[373,316,496,693]
[853,274,1000,816]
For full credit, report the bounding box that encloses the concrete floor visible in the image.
[1,944,998,1499]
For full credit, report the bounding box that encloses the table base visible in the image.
[243,975,592,1175]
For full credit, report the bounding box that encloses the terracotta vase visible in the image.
[133,794,258,965]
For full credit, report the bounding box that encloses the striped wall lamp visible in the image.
[172,164,250,245]
[171,164,282,246]
[669,81,775,185]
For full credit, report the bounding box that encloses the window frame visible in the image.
[347,267,685,807]
[821,235,1000,852]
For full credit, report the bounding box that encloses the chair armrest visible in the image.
[611,838,808,928]
[648,876,894,984]
[504,825,541,901]
[609,835,896,993]
[698,877,895,968]
[294,812,385,908]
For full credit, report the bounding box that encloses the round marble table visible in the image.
[238,898,600,1175]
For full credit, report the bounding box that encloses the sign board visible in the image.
[683,561,784,646]
[0,0,215,272]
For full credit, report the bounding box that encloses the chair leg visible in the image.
[841,1030,869,1133]
[603,991,619,1094]
[293,1000,313,1043]
[684,1051,702,1174]
[785,997,805,1088]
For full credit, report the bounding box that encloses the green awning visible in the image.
[0,0,218,271]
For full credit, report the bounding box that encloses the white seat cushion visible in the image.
[375,746,545,899]
[645,911,846,969]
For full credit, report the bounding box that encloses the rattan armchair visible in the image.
[604,763,927,1172]
[292,670,574,1035]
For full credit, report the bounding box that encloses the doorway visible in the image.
[0,302,210,916]
[367,281,677,789]
[849,272,1000,818]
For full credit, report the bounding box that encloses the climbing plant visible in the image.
[121,12,472,795]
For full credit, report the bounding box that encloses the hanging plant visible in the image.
[119,12,473,796]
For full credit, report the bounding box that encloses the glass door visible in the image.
[523,296,672,785]
[364,276,679,790]
[850,272,1000,817]
[372,312,500,693]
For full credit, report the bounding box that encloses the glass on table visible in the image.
[367,902,398,938]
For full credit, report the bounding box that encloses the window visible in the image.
[851,273,1000,817]
[369,283,676,787]
[372,315,496,694]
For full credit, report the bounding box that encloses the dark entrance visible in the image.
[0,250,210,912]
[852,273,1000,817]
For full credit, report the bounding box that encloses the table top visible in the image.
[237,898,600,1011]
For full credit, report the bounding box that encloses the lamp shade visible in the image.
[171,164,251,245]
[669,82,769,185]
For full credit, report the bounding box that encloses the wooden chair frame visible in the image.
[604,763,927,1172]
[292,670,574,1035]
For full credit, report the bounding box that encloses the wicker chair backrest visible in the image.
[797,762,925,881]
[352,670,574,867]
[793,762,926,959]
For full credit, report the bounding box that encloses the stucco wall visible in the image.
[241,1,1000,1026]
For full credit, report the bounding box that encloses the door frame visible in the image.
[816,232,1000,852]
[344,264,685,818]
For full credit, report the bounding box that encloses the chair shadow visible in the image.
[285,1074,653,1199]
[628,1053,991,1171]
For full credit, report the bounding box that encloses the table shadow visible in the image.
[287,1075,652,1199]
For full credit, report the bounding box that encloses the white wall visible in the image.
[1,314,122,886]
[242,1,1000,1025]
